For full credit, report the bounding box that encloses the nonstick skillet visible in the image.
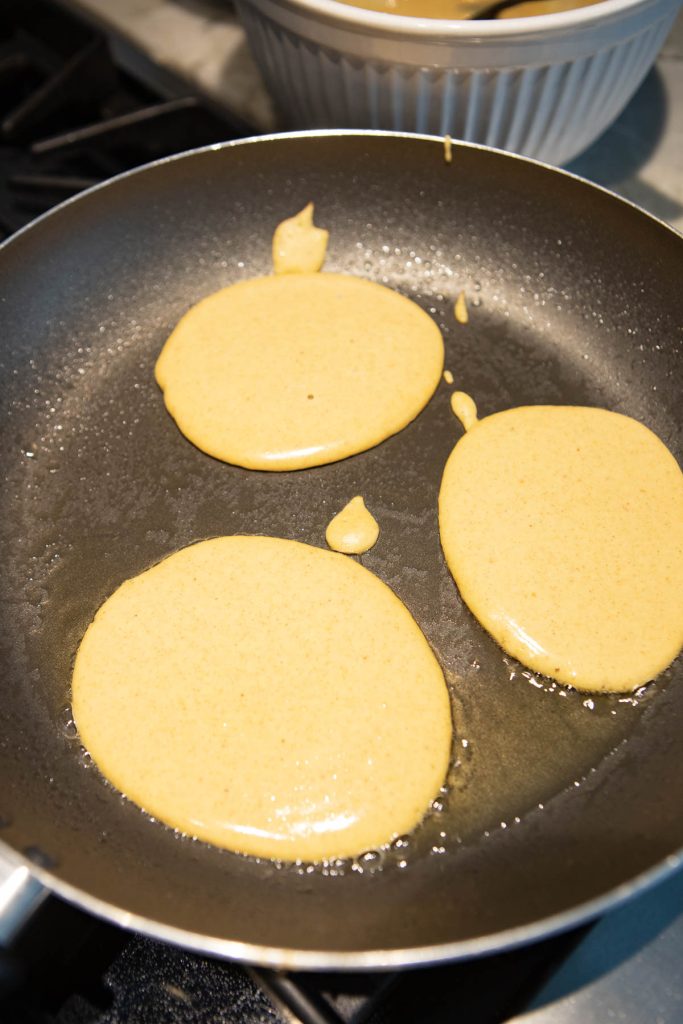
[0,131,681,970]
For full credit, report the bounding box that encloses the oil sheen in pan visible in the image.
[10,197,678,879]
[59,694,474,875]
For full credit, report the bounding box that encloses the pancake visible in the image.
[155,272,444,470]
[72,536,452,862]
[439,404,683,692]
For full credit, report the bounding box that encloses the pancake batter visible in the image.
[450,391,478,431]
[341,0,603,16]
[454,291,469,324]
[156,272,444,470]
[326,496,380,554]
[72,536,452,862]
[272,202,328,274]
[439,403,683,692]
[497,0,602,16]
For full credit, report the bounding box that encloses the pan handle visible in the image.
[0,845,47,947]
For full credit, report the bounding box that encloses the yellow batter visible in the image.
[72,536,452,862]
[272,203,328,274]
[326,496,380,554]
[497,0,602,16]
[454,292,469,324]
[450,391,478,432]
[341,0,603,16]
[341,0,484,15]
[439,404,683,692]
[156,272,443,471]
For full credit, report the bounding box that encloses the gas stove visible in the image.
[1,2,682,1022]
[3,865,683,1023]
[0,0,249,240]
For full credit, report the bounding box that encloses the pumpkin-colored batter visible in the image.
[272,202,328,274]
[454,292,469,324]
[439,404,683,692]
[326,496,380,554]
[340,0,604,17]
[155,271,443,471]
[72,536,452,862]
[450,391,478,432]
[497,0,603,17]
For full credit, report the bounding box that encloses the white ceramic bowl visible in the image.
[235,0,681,164]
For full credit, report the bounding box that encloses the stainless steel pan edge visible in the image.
[1,128,682,251]
[0,842,682,969]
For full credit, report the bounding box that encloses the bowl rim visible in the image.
[251,0,670,36]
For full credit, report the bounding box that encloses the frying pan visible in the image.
[0,131,681,971]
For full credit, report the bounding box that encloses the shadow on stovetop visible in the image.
[566,66,683,226]
[519,863,683,1021]
[3,869,683,1023]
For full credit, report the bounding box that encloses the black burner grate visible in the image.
[1,891,590,1024]
[0,0,244,240]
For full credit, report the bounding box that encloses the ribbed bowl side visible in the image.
[237,2,678,164]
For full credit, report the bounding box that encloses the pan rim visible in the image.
[2,838,682,968]
[2,129,682,968]
[0,129,680,260]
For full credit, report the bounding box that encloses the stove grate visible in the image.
[0,0,242,241]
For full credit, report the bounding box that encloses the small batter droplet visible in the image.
[450,391,479,432]
[272,202,329,275]
[326,496,380,555]
[443,369,454,385]
[454,291,469,324]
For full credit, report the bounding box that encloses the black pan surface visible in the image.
[0,132,681,968]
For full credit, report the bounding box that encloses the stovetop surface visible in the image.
[3,865,683,1023]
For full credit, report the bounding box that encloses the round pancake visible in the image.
[155,273,444,470]
[72,536,452,862]
[439,405,683,693]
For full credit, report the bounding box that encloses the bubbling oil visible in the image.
[67,698,473,876]
[64,640,666,878]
